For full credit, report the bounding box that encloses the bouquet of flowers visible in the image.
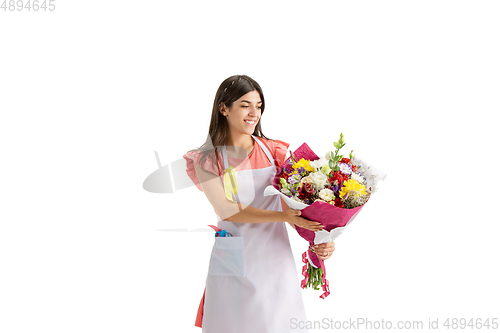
[263,133,386,298]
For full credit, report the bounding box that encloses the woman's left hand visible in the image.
[310,241,335,260]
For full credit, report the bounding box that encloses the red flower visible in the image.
[281,172,289,181]
[352,165,358,172]
[340,158,351,164]
[334,197,344,208]
[328,170,349,186]
[297,182,315,200]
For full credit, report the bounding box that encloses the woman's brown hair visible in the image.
[186,74,272,176]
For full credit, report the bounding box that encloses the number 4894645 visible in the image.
[1,0,56,11]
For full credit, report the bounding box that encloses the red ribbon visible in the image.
[319,259,330,299]
[320,275,330,299]
[300,250,309,289]
[300,248,331,299]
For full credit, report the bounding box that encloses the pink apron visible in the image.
[197,135,309,333]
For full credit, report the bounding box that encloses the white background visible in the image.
[1,1,499,332]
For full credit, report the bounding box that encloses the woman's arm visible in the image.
[194,164,323,231]
[280,196,296,230]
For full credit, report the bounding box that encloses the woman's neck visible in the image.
[225,133,254,156]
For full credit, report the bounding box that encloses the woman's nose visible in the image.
[248,106,260,115]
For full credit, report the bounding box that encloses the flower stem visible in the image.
[306,265,324,290]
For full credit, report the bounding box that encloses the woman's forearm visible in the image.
[221,203,286,224]
[280,197,295,229]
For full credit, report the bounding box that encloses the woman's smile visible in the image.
[222,90,262,138]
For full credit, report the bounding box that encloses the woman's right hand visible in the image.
[283,209,324,232]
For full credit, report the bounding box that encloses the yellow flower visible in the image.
[292,158,315,172]
[339,179,366,199]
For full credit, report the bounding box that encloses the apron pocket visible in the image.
[208,236,246,277]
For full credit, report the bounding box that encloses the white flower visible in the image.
[280,187,291,196]
[325,151,334,160]
[339,163,352,175]
[318,188,335,201]
[350,172,364,184]
[309,157,329,170]
[300,176,313,185]
[351,156,387,193]
[309,170,328,190]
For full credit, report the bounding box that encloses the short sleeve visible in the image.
[272,139,290,168]
[183,151,221,192]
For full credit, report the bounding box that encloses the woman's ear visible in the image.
[220,104,228,117]
[219,103,225,115]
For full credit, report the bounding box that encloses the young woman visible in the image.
[183,75,336,333]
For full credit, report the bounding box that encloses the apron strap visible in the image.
[222,144,230,171]
[251,135,275,166]
[221,135,275,202]
[222,135,275,169]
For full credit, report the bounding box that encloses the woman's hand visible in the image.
[310,241,335,260]
[283,209,324,232]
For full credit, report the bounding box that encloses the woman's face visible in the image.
[221,90,262,137]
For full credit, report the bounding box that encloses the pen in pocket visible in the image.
[208,224,232,237]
